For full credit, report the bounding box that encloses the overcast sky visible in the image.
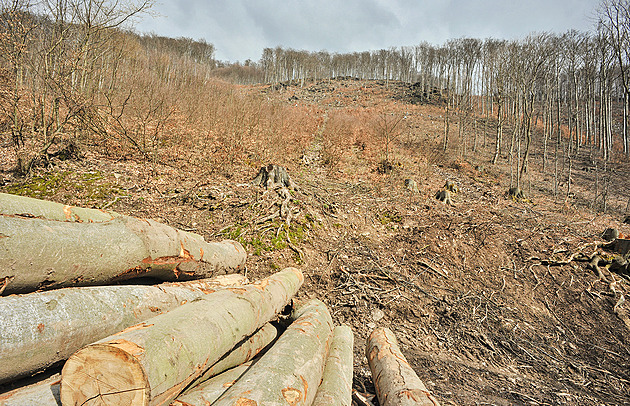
[134,0,600,63]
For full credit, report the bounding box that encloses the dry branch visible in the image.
[59,268,304,406]
[211,299,333,406]
[0,213,246,295]
[312,325,354,406]
[0,274,247,384]
[367,327,440,406]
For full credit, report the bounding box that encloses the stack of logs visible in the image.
[0,193,440,406]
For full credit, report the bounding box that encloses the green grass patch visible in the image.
[4,170,124,206]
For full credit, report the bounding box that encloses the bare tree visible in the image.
[598,0,630,156]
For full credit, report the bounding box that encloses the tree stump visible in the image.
[435,190,453,205]
[404,179,419,193]
[603,228,620,242]
[443,180,458,193]
[251,164,298,190]
[507,187,525,201]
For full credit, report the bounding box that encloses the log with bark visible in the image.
[59,268,304,406]
[0,192,120,222]
[0,212,246,295]
[182,322,279,393]
[366,327,440,406]
[211,299,333,406]
[0,274,247,384]
[312,325,354,406]
[171,362,253,406]
[0,374,61,406]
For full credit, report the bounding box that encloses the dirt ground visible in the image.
[2,78,630,405]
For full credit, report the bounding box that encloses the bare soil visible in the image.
[2,78,630,405]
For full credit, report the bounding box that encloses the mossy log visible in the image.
[0,374,61,406]
[59,268,304,406]
[182,322,279,393]
[367,327,440,406]
[211,299,333,406]
[311,325,354,406]
[0,274,247,384]
[0,213,246,295]
[0,192,120,222]
[172,362,253,406]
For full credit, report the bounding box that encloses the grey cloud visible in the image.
[135,0,597,62]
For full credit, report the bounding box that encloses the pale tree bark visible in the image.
[0,274,247,384]
[367,327,440,406]
[312,325,354,406]
[0,213,246,295]
[171,362,253,406]
[0,192,120,222]
[211,299,333,406]
[182,322,279,392]
[0,374,61,406]
[59,268,304,406]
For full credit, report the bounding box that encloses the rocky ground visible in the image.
[2,78,630,405]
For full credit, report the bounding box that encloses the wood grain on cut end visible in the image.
[60,344,150,406]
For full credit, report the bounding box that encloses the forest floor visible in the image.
[2,78,630,405]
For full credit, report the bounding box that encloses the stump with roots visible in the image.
[444,180,458,193]
[507,187,529,202]
[404,179,419,193]
[251,164,299,228]
[252,164,298,191]
[435,189,453,205]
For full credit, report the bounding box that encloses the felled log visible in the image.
[312,325,354,406]
[0,214,246,295]
[60,268,304,406]
[0,192,119,222]
[171,362,253,406]
[366,327,440,406]
[0,274,247,384]
[0,374,61,406]
[183,322,279,392]
[211,299,333,406]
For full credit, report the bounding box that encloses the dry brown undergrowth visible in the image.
[1,78,630,405]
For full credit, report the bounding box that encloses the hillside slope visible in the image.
[1,78,629,405]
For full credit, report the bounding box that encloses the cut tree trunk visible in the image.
[211,299,333,406]
[59,268,304,406]
[251,164,298,190]
[0,214,246,295]
[171,362,253,406]
[0,274,247,384]
[0,374,61,406]
[366,327,440,406]
[0,192,120,222]
[182,322,279,393]
[312,325,354,406]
